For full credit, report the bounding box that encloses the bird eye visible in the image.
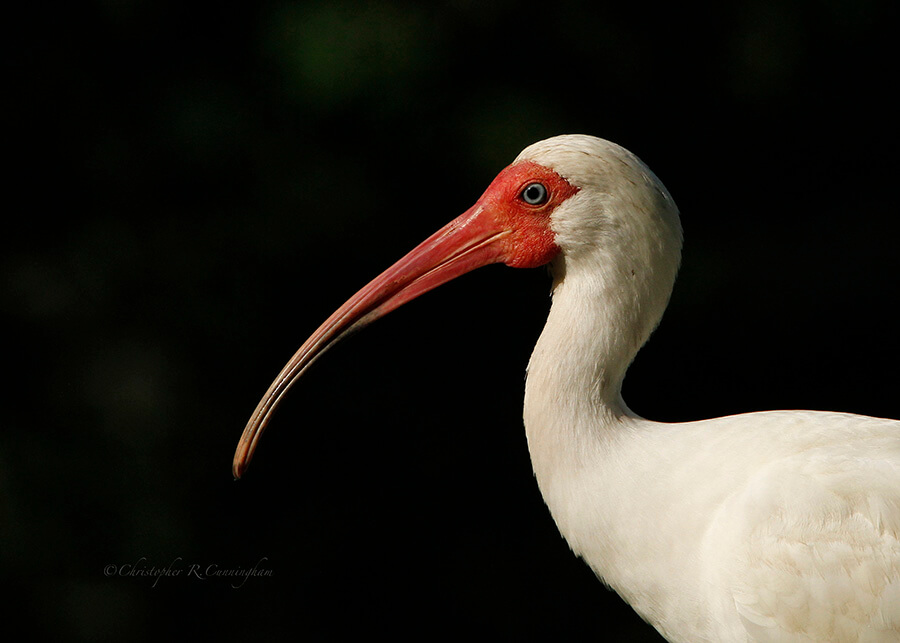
[520,182,548,205]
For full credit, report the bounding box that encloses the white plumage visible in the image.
[519,136,900,641]
[236,135,900,641]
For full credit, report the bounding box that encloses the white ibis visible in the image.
[234,135,900,641]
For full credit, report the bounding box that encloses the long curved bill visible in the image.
[233,204,511,479]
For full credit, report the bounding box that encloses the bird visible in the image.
[233,135,900,641]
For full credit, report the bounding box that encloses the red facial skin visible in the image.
[232,161,579,478]
[477,161,579,268]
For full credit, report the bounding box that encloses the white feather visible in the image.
[517,135,900,641]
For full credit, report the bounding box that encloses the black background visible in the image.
[3,1,898,640]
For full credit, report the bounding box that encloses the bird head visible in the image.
[233,135,682,478]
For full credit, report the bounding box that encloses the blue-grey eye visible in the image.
[521,182,548,205]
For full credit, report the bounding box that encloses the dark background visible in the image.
[3,0,898,640]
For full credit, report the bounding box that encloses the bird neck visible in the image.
[525,270,635,458]
[522,250,673,517]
